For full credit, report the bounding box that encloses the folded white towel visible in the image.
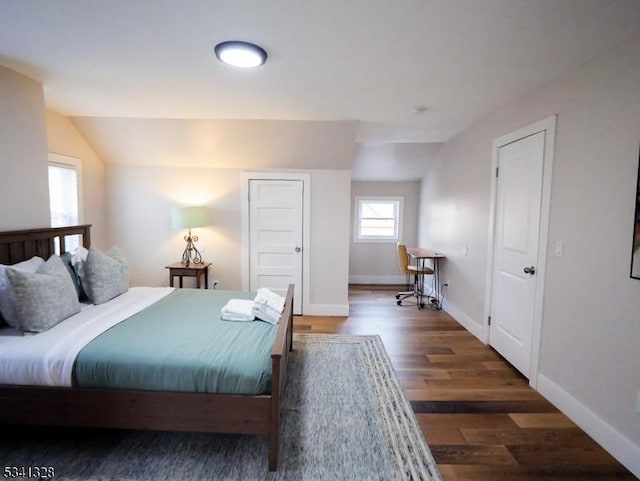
[254,288,285,312]
[251,303,281,325]
[221,299,255,322]
[252,288,286,324]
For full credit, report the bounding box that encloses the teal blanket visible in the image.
[73,289,277,395]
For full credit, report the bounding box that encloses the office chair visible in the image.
[395,243,434,306]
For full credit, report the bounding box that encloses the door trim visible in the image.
[483,115,556,389]
[241,172,311,315]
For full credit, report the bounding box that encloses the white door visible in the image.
[249,180,303,314]
[489,131,546,378]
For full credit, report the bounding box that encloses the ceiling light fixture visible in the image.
[214,41,268,68]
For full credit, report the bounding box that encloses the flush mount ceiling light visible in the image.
[214,41,268,68]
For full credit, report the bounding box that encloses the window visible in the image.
[48,153,82,252]
[354,196,403,243]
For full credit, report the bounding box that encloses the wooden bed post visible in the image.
[269,354,281,471]
[267,284,294,471]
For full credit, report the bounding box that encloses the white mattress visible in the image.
[0,286,174,387]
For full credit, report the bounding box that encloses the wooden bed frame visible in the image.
[0,225,294,471]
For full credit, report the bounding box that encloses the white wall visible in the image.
[419,37,640,473]
[307,170,351,312]
[349,181,421,284]
[72,117,358,170]
[0,67,107,245]
[106,165,242,288]
[106,165,351,314]
[351,143,441,182]
[46,110,108,249]
[0,66,50,230]
[74,116,358,314]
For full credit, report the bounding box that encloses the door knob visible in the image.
[295,247,301,253]
[523,266,536,275]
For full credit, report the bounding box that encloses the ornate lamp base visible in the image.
[181,230,203,266]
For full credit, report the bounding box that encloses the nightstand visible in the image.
[165,262,212,289]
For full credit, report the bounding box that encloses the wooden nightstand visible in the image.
[165,262,212,289]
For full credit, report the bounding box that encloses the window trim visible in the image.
[353,195,404,243]
[48,153,83,226]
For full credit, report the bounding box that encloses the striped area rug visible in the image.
[1,334,441,481]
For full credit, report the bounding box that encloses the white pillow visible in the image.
[0,256,46,328]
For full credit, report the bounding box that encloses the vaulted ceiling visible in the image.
[2,0,640,178]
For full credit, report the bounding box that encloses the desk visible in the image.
[165,262,212,289]
[406,248,445,310]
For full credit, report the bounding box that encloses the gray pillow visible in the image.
[6,255,81,333]
[0,256,45,328]
[84,247,129,304]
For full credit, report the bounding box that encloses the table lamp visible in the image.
[171,206,209,266]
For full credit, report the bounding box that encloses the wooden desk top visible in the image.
[165,262,211,270]
[406,247,445,259]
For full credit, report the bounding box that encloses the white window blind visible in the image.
[48,163,79,227]
[48,154,82,253]
[354,196,404,243]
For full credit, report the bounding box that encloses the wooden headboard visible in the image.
[0,225,91,265]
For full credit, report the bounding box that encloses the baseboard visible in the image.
[349,275,407,285]
[440,295,486,341]
[419,286,486,342]
[306,304,350,316]
[537,374,640,478]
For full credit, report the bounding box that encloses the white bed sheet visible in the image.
[0,286,174,387]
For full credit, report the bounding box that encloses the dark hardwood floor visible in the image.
[294,284,637,481]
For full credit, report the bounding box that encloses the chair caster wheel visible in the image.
[395,294,400,299]
[397,300,402,306]
[419,303,425,309]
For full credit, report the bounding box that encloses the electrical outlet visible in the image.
[212,280,219,290]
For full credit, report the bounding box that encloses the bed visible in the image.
[0,225,293,471]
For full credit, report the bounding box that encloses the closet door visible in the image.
[490,131,545,378]
[249,179,303,314]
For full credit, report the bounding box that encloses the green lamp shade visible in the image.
[171,206,209,229]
